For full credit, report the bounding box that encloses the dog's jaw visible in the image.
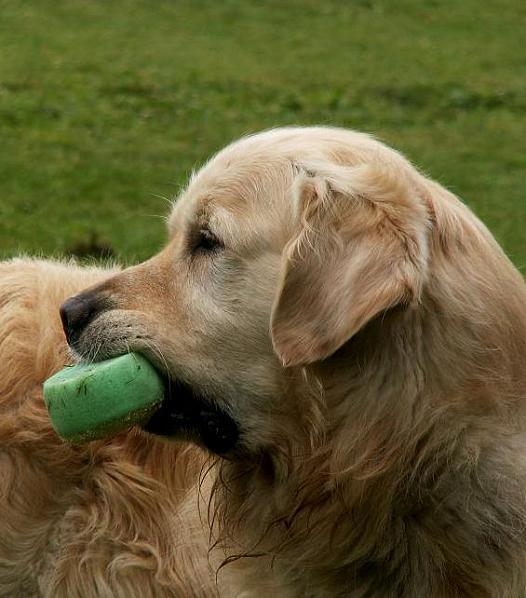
[67,326,241,456]
[142,376,240,456]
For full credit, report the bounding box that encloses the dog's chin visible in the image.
[142,376,240,456]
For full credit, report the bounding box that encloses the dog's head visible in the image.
[61,127,433,456]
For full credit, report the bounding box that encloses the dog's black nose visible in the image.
[60,293,99,344]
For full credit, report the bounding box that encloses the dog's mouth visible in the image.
[69,326,241,455]
[142,375,240,456]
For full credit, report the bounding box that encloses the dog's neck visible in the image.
[214,286,526,595]
[212,309,432,592]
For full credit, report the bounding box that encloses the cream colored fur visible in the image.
[0,260,214,597]
[2,127,526,597]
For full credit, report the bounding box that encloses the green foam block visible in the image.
[43,353,164,442]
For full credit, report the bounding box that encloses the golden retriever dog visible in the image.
[2,126,526,597]
[0,260,214,597]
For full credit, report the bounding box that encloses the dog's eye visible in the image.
[193,228,223,255]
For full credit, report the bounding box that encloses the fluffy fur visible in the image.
[0,260,214,597]
[2,126,526,597]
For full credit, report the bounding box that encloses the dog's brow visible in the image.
[183,202,225,243]
[189,204,211,231]
[167,196,209,238]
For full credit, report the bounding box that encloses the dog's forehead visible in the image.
[168,175,252,235]
[168,149,294,240]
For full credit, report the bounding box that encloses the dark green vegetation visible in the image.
[1,0,525,266]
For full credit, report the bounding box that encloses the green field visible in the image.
[1,0,525,267]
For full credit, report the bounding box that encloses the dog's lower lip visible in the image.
[142,375,240,456]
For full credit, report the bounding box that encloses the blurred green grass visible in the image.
[1,0,525,267]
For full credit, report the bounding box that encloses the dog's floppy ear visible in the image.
[270,162,429,367]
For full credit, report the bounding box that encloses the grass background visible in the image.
[1,0,525,267]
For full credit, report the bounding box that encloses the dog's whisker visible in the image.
[138,336,171,380]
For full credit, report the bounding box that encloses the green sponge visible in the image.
[43,353,164,442]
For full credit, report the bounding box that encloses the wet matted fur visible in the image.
[2,127,526,596]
